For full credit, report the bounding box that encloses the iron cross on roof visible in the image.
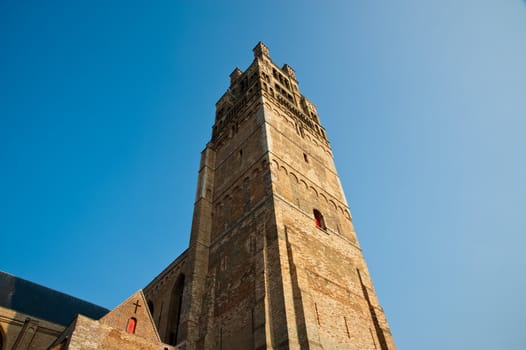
[132,300,141,313]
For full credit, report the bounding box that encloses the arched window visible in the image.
[0,328,3,350]
[126,317,137,334]
[313,209,326,230]
[167,274,185,346]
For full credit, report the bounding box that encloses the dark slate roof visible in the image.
[0,271,109,326]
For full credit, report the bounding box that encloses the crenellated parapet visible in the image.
[212,42,328,147]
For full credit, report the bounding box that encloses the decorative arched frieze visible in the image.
[289,172,299,184]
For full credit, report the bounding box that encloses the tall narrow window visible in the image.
[167,274,185,345]
[313,209,326,230]
[126,317,137,334]
[243,177,250,210]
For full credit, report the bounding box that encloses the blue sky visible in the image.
[1,1,525,349]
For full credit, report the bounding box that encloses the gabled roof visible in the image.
[0,270,109,326]
[100,290,161,343]
[47,290,170,350]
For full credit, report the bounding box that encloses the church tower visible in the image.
[144,42,396,350]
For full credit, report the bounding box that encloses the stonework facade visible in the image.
[144,42,396,350]
[0,42,395,350]
[0,286,173,350]
[46,291,173,350]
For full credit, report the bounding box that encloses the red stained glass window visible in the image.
[313,209,326,230]
[127,317,137,334]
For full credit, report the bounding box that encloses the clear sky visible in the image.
[1,1,525,349]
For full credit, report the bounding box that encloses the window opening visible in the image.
[221,255,228,271]
[303,153,309,163]
[126,317,137,334]
[313,209,326,230]
[167,275,185,345]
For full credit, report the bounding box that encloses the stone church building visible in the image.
[0,42,395,350]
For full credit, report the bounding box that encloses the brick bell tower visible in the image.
[144,42,396,350]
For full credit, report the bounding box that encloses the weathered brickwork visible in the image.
[2,42,395,350]
[46,291,174,350]
[145,42,396,350]
[52,315,172,350]
[144,252,188,342]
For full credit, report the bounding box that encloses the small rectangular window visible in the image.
[126,317,137,334]
[303,153,309,163]
[313,209,326,230]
